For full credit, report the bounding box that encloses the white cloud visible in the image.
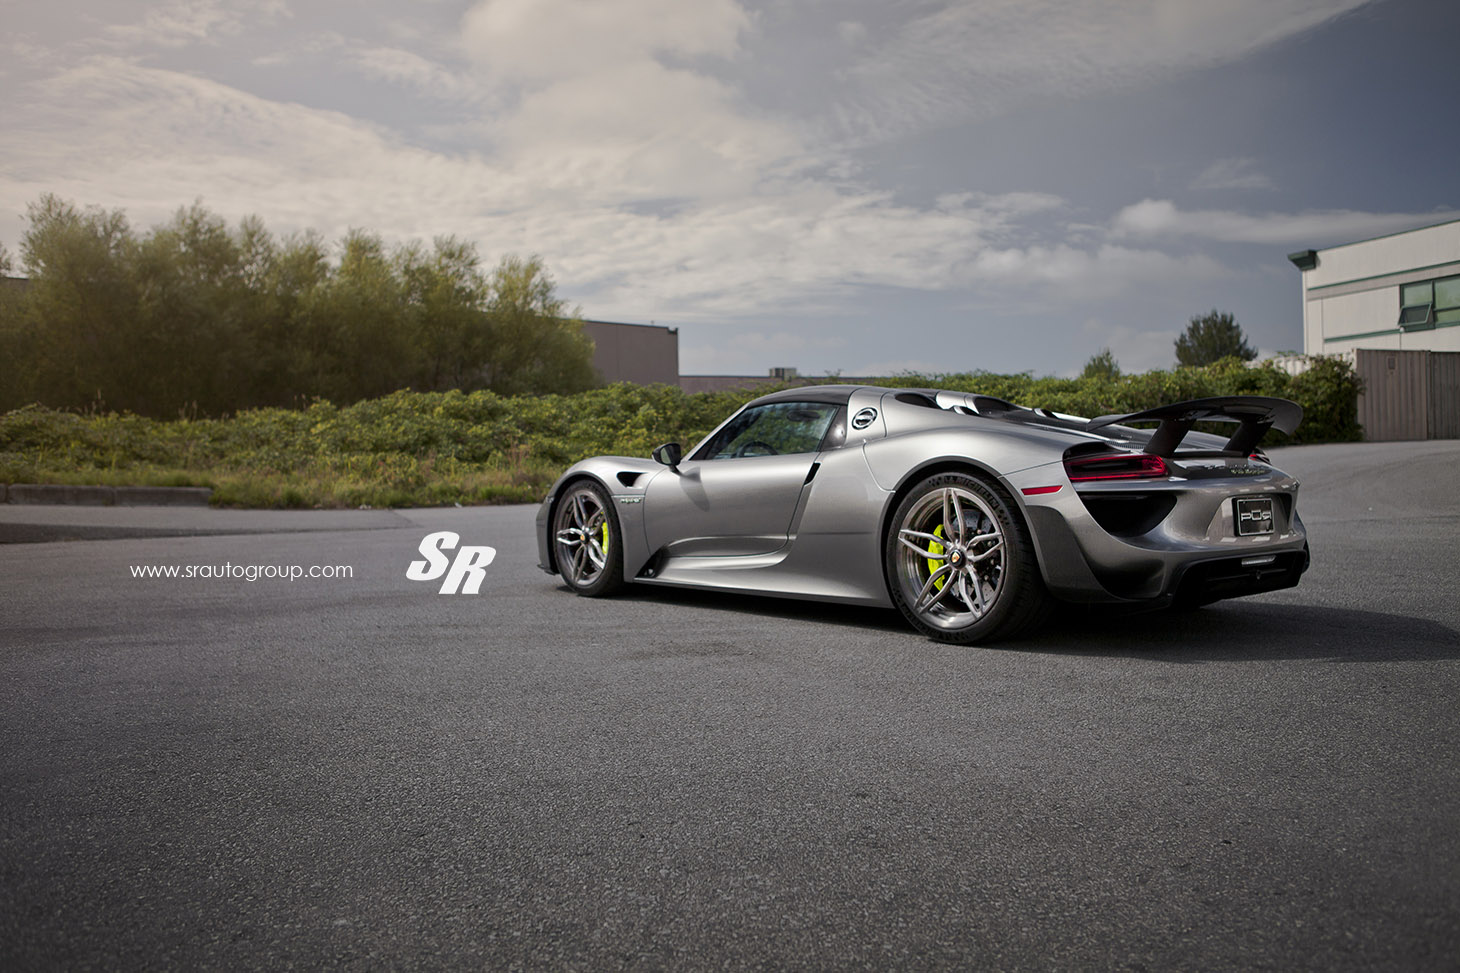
[1079,319,1184,375]
[347,45,484,103]
[104,0,289,49]
[1191,157,1274,191]
[454,1,795,206]
[1,1,1366,378]
[968,244,1226,299]
[836,21,868,46]
[459,0,750,84]
[850,358,945,377]
[680,329,844,374]
[835,0,1373,140]
[493,61,801,204]
[1112,199,1460,245]
[0,56,1200,327]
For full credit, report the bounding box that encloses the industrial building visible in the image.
[579,319,679,386]
[1289,219,1460,440]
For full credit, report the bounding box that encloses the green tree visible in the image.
[1175,309,1257,367]
[3,195,599,414]
[252,230,330,406]
[298,230,415,402]
[130,202,264,414]
[16,195,140,411]
[482,255,596,396]
[1080,348,1120,381]
[398,236,491,392]
[0,243,21,410]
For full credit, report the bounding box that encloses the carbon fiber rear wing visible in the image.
[1086,396,1303,457]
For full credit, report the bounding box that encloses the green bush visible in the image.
[0,357,1363,507]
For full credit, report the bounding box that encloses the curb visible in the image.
[3,484,213,507]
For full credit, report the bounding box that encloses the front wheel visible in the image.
[886,472,1050,644]
[553,481,625,597]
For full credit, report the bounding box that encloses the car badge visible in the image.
[851,407,878,430]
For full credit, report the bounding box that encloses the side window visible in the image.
[698,402,840,460]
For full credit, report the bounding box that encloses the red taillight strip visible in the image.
[1021,485,1063,496]
[1064,453,1169,482]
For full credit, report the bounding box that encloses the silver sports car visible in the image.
[535,385,1309,643]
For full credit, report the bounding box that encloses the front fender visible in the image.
[537,456,662,577]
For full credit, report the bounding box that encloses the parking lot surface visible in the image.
[2,441,1458,969]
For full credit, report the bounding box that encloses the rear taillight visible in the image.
[1064,452,1169,482]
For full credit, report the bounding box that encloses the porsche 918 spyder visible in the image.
[536,385,1309,643]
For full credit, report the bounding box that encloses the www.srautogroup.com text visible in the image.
[129,562,353,582]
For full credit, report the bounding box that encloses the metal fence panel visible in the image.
[1430,352,1460,440]
[1356,349,1429,441]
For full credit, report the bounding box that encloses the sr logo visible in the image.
[407,531,497,594]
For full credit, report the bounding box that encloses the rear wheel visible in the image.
[886,472,1050,644]
[553,481,624,597]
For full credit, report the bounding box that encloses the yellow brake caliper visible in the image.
[927,524,946,591]
[601,520,610,554]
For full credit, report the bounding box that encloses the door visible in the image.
[642,401,840,557]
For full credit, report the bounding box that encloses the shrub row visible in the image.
[0,356,1361,508]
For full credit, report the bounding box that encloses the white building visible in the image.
[1288,218,1460,441]
[1289,218,1460,356]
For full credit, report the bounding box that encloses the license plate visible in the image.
[1234,497,1274,536]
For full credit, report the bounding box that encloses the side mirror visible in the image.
[652,442,682,469]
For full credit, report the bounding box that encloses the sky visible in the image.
[2,0,1458,377]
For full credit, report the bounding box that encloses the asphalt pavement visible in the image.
[2,441,1458,969]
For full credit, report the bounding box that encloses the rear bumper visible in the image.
[1010,464,1310,605]
[1170,546,1310,607]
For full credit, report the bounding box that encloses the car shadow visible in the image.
[592,584,1459,664]
[601,584,910,634]
[1021,601,1460,663]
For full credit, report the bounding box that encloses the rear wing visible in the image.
[1086,396,1303,457]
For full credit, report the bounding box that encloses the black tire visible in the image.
[552,480,625,597]
[885,471,1051,644]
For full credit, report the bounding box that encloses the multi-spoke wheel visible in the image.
[886,472,1049,643]
[553,481,624,596]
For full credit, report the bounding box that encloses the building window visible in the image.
[1436,276,1460,325]
[1400,274,1460,330]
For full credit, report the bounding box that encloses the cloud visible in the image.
[1191,157,1274,191]
[850,358,946,377]
[455,1,796,206]
[104,0,289,49]
[968,244,1226,299]
[1079,319,1184,375]
[680,328,844,374]
[836,21,868,46]
[347,45,484,103]
[0,57,513,247]
[834,0,1374,141]
[1112,199,1460,245]
[0,56,1199,327]
[0,5,1288,365]
[459,0,749,84]
[493,61,802,204]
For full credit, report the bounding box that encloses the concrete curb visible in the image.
[4,484,213,507]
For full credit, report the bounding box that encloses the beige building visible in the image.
[1289,218,1460,356]
[1288,219,1460,440]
